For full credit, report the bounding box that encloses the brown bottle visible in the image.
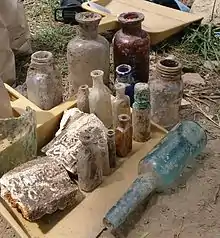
[115,114,132,157]
[77,84,90,113]
[107,129,117,168]
[149,58,183,130]
[113,12,150,83]
[78,132,103,192]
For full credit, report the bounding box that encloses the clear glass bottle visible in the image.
[149,58,183,130]
[67,12,110,95]
[0,78,13,118]
[77,84,90,113]
[113,12,150,83]
[107,129,117,168]
[115,114,132,157]
[113,82,131,128]
[78,131,103,192]
[98,138,111,176]
[132,83,151,142]
[115,64,135,104]
[26,51,63,110]
[104,120,207,230]
[89,70,113,129]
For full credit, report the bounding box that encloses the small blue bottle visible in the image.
[115,64,135,105]
[104,120,207,230]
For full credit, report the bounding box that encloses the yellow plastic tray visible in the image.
[0,122,167,238]
[82,0,203,45]
[5,84,77,149]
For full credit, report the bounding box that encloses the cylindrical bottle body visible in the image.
[107,129,117,168]
[77,84,90,113]
[26,51,63,110]
[149,58,183,130]
[138,121,207,187]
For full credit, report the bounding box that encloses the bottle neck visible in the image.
[118,114,130,129]
[122,23,142,36]
[91,70,105,88]
[79,23,98,39]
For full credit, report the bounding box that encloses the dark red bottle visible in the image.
[113,12,150,83]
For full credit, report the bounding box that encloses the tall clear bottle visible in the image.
[67,12,110,95]
[89,70,113,129]
[113,83,131,128]
[26,51,63,110]
[149,58,183,130]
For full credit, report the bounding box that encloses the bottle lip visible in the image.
[157,58,182,72]
[75,12,102,24]
[107,129,115,137]
[115,82,126,91]
[118,12,144,25]
[91,70,104,79]
[31,51,53,64]
[118,113,130,122]
[79,84,89,90]
[116,64,132,76]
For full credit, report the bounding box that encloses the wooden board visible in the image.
[0,122,167,238]
[82,0,203,45]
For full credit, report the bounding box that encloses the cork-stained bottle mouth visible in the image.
[32,51,53,64]
[118,12,144,25]
[75,12,102,24]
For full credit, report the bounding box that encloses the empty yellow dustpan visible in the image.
[82,0,203,45]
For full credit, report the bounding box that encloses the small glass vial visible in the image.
[107,129,117,168]
[77,84,90,113]
[78,132,103,192]
[115,114,132,157]
[113,82,131,128]
[115,64,135,104]
[89,70,113,129]
[98,138,111,176]
[132,83,151,142]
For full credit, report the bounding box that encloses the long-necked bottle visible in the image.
[77,84,90,113]
[26,51,63,110]
[107,129,117,169]
[104,121,207,230]
[67,12,110,95]
[113,82,131,128]
[115,64,135,104]
[113,12,150,83]
[89,70,113,129]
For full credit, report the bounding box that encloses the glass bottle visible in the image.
[26,51,63,110]
[78,131,103,192]
[113,12,150,83]
[115,64,135,104]
[107,129,117,168]
[0,78,13,118]
[113,82,131,128]
[115,114,132,157]
[77,84,90,113]
[104,120,207,230]
[67,12,110,95]
[98,138,111,176]
[89,70,113,129]
[132,83,151,142]
[149,58,183,130]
